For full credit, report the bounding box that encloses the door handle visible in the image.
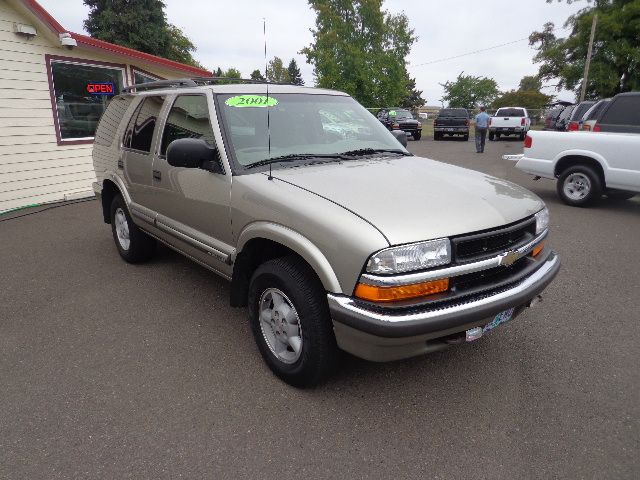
[153,170,161,181]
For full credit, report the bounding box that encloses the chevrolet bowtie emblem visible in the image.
[499,251,520,267]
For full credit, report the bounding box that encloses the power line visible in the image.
[412,25,570,68]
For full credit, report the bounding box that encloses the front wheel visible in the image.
[557,165,602,207]
[248,256,339,388]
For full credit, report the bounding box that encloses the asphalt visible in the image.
[1,137,638,479]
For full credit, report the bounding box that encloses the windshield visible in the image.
[391,109,413,120]
[217,93,409,167]
[439,108,468,117]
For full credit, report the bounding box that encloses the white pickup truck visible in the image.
[489,107,531,141]
[506,130,639,206]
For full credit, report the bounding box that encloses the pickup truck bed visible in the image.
[510,130,639,206]
[490,107,530,140]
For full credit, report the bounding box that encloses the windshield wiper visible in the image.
[245,153,340,170]
[337,148,412,157]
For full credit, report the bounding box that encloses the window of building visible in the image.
[48,57,126,143]
[132,68,162,85]
[160,95,215,155]
[123,96,166,153]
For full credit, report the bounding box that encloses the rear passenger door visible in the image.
[121,95,165,207]
[149,93,233,269]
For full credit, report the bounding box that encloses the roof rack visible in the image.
[123,77,292,92]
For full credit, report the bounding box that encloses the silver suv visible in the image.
[92,79,560,387]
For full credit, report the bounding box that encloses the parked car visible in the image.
[553,104,575,131]
[376,108,422,140]
[509,130,639,206]
[489,107,530,140]
[566,100,595,131]
[92,79,559,387]
[433,108,469,140]
[581,98,611,131]
[543,105,567,130]
[589,92,640,134]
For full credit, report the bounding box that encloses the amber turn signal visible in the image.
[354,278,449,303]
[532,241,545,257]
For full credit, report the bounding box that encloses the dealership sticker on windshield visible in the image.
[225,95,278,108]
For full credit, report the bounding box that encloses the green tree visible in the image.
[250,69,266,81]
[518,75,543,92]
[214,66,223,77]
[492,90,553,110]
[401,75,425,110]
[440,73,499,109]
[267,57,290,83]
[83,0,201,67]
[530,0,640,98]
[287,59,304,85]
[301,0,417,107]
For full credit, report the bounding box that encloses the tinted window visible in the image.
[557,105,575,122]
[496,108,525,117]
[161,95,215,155]
[439,109,468,117]
[599,96,640,126]
[95,96,133,147]
[584,100,610,121]
[123,96,165,152]
[570,101,595,121]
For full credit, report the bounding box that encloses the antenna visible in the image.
[263,18,273,180]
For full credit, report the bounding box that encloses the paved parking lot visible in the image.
[1,137,638,479]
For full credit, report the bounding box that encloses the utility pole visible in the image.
[580,14,598,102]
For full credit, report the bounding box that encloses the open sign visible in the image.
[87,82,115,95]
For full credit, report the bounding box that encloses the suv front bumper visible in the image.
[328,251,560,362]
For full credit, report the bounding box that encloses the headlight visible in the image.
[534,207,549,234]
[366,238,451,274]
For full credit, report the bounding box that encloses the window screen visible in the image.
[124,96,165,153]
[161,95,215,155]
[600,96,640,126]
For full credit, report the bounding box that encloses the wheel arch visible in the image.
[553,153,606,184]
[230,222,343,307]
[100,174,130,224]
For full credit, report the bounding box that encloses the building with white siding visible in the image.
[0,0,211,213]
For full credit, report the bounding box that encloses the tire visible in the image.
[606,190,636,201]
[463,134,469,141]
[519,133,525,141]
[434,133,441,141]
[495,133,501,140]
[413,131,421,141]
[248,256,339,388]
[110,194,156,263]
[557,165,603,207]
[488,132,495,141]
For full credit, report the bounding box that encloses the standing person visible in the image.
[474,106,491,153]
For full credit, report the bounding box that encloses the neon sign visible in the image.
[87,82,115,95]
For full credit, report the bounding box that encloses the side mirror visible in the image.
[166,138,223,174]
[391,130,408,148]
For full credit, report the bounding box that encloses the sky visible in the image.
[38,0,586,106]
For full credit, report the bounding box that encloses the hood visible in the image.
[271,156,544,245]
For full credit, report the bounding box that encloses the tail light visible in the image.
[593,124,601,132]
[521,118,526,126]
[489,118,492,126]
[465,119,469,126]
[568,121,578,131]
[392,123,400,130]
[524,134,532,148]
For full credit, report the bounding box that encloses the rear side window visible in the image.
[496,108,525,117]
[584,100,610,121]
[123,95,165,152]
[160,95,215,155]
[570,102,594,121]
[94,96,133,147]
[599,96,640,126]
[557,105,575,122]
